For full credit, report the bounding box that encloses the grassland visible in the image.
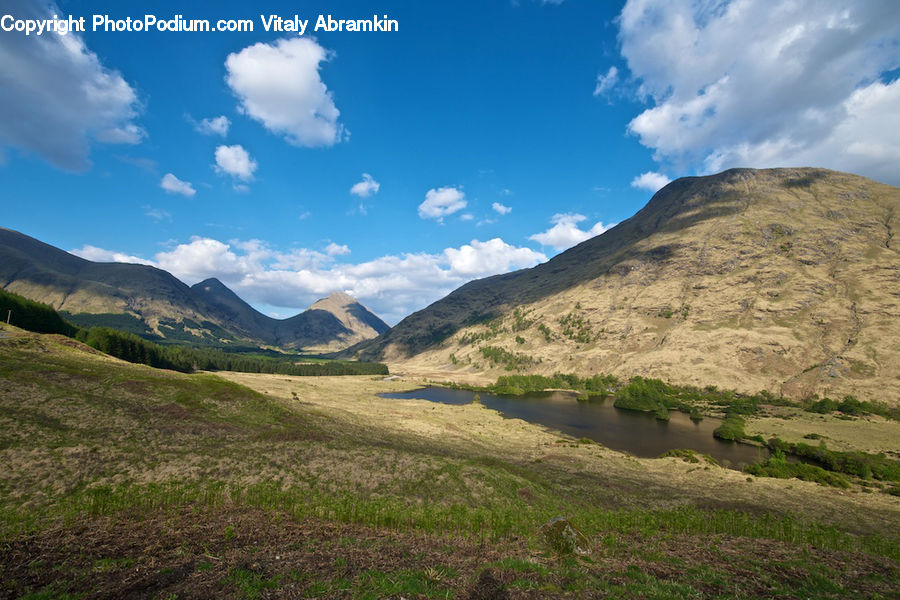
[1,324,899,598]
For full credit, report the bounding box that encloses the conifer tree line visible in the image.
[0,288,387,376]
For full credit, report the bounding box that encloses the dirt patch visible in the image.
[2,506,897,599]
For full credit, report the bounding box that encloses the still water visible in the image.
[378,387,767,468]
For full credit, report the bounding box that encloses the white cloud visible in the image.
[325,242,350,256]
[618,0,900,183]
[593,66,619,97]
[419,186,467,221]
[443,238,545,277]
[492,202,512,215]
[143,206,172,222]
[225,37,344,147]
[460,213,474,221]
[94,124,144,145]
[630,171,671,192]
[70,245,154,266]
[529,213,614,251]
[160,173,196,197]
[214,144,257,180]
[195,115,230,137]
[350,173,380,197]
[80,235,547,325]
[0,0,143,171]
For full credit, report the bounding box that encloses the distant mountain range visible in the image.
[0,228,389,351]
[350,167,899,404]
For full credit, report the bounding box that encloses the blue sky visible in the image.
[2,0,898,323]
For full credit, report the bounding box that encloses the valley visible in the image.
[2,167,898,598]
[1,323,898,598]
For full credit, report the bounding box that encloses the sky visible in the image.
[1,0,898,324]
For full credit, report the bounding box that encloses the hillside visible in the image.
[0,228,389,351]
[2,324,898,598]
[353,168,900,404]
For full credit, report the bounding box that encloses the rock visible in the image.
[540,516,591,555]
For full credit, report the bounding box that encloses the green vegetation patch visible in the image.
[479,345,538,371]
[766,438,900,482]
[804,394,900,421]
[713,413,747,441]
[745,451,850,489]
[0,288,78,337]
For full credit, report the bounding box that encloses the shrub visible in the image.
[745,451,850,489]
[713,413,746,441]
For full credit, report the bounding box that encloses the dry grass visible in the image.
[374,169,900,406]
[745,406,900,455]
[2,329,899,598]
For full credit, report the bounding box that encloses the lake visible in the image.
[378,387,768,468]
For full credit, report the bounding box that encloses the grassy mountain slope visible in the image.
[1,325,898,597]
[353,168,899,405]
[0,229,389,350]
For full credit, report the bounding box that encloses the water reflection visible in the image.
[378,387,767,468]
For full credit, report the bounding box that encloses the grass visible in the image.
[2,330,899,598]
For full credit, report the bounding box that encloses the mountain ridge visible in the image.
[350,167,900,404]
[0,228,389,351]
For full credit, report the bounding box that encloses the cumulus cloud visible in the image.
[81,236,546,325]
[630,171,671,192]
[529,213,614,251]
[71,245,155,266]
[214,144,257,180]
[444,238,545,276]
[325,242,350,256]
[618,0,900,183]
[350,173,380,197]
[0,0,143,171]
[160,173,196,197]
[194,115,230,137]
[225,37,344,147]
[491,202,512,215]
[419,187,467,221]
[593,66,619,97]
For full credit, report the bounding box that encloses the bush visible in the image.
[713,413,746,441]
[745,451,850,489]
[613,376,671,413]
[765,437,900,482]
[479,346,537,371]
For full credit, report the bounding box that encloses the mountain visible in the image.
[292,291,391,352]
[0,228,389,350]
[351,168,900,404]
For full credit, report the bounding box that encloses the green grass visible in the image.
[6,478,896,563]
[351,568,454,599]
[226,567,282,599]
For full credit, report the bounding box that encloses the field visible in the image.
[1,324,898,598]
